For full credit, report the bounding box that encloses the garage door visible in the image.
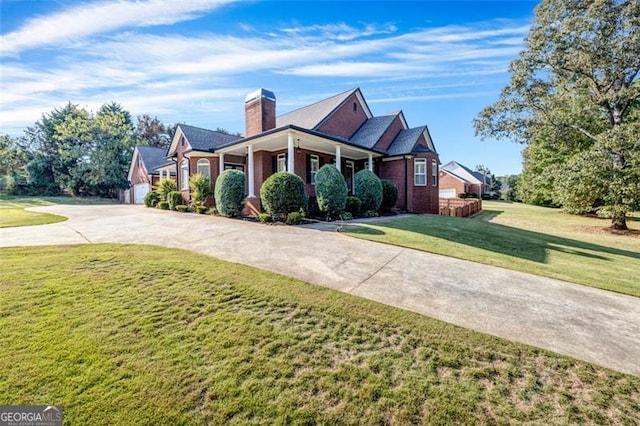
[439,188,456,199]
[133,183,150,204]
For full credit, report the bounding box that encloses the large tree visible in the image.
[136,114,170,148]
[475,0,640,229]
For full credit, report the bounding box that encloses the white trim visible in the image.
[431,159,438,186]
[414,158,427,186]
[381,156,404,162]
[277,153,286,172]
[287,132,295,173]
[310,154,320,185]
[180,159,189,190]
[345,160,355,193]
[247,144,255,197]
[197,158,210,180]
[397,111,409,130]
[167,126,188,158]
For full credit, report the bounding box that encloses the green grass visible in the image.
[344,201,640,297]
[0,195,117,228]
[1,244,638,425]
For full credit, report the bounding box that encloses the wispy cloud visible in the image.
[0,0,236,56]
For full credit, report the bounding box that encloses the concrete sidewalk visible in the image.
[1,204,639,375]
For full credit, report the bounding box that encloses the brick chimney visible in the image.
[245,89,276,137]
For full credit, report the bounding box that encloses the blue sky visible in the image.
[0,0,538,176]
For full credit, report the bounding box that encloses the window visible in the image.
[196,159,210,180]
[180,159,189,190]
[224,164,245,172]
[310,155,320,184]
[414,158,426,186]
[345,160,355,193]
[432,159,438,186]
[353,102,358,112]
[277,153,286,172]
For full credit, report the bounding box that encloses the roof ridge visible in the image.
[277,88,358,119]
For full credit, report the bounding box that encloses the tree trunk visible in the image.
[610,210,628,231]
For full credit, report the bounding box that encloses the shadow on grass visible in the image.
[350,215,640,264]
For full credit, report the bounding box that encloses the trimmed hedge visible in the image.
[214,169,246,217]
[380,179,398,213]
[345,196,362,215]
[315,164,347,217]
[167,191,184,210]
[355,170,382,212]
[144,191,160,208]
[157,201,169,210]
[260,172,307,217]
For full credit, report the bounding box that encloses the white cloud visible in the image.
[0,0,236,56]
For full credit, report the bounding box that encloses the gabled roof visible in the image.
[349,114,397,149]
[137,145,169,173]
[179,124,242,152]
[386,127,426,156]
[440,168,469,183]
[276,88,368,130]
[441,161,483,184]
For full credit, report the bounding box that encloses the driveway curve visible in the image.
[1,204,639,376]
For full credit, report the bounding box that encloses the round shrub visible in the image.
[156,178,177,201]
[315,164,347,217]
[354,169,382,212]
[214,169,246,217]
[167,191,184,210]
[144,191,160,208]
[260,172,307,217]
[157,201,169,210]
[380,179,398,213]
[345,196,362,215]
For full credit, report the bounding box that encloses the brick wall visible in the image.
[245,98,276,137]
[373,115,404,152]
[316,93,368,139]
[439,171,465,196]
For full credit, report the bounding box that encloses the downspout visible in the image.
[404,156,408,211]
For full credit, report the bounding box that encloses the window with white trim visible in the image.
[414,158,427,186]
[180,159,189,190]
[196,159,210,180]
[277,153,286,172]
[310,155,320,184]
[432,159,438,186]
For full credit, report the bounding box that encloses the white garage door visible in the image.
[133,183,150,204]
[439,188,456,198]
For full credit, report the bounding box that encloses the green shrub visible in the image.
[260,172,307,217]
[355,170,382,212]
[380,179,398,213]
[345,196,362,215]
[207,207,218,215]
[157,201,169,210]
[189,173,212,207]
[143,191,160,208]
[361,209,379,218]
[167,191,183,210]
[286,211,305,225]
[214,169,246,217]
[258,213,272,223]
[340,211,353,221]
[195,205,208,214]
[175,205,190,213]
[315,164,348,217]
[156,178,177,201]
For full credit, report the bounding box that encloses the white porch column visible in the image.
[287,133,295,174]
[219,153,224,174]
[335,145,341,170]
[247,145,255,197]
[368,153,373,171]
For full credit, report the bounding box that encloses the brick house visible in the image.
[159,87,440,214]
[126,145,175,204]
[439,161,491,198]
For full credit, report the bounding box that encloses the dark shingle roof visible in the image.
[137,145,169,173]
[386,127,429,156]
[276,88,357,129]
[180,124,242,152]
[349,115,397,149]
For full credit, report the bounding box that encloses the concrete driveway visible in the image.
[1,204,639,376]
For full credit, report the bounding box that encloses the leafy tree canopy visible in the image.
[475,0,640,229]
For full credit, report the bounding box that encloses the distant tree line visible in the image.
[0,104,191,198]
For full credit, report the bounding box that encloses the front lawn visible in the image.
[344,201,640,297]
[0,195,117,228]
[1,244,638,424]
